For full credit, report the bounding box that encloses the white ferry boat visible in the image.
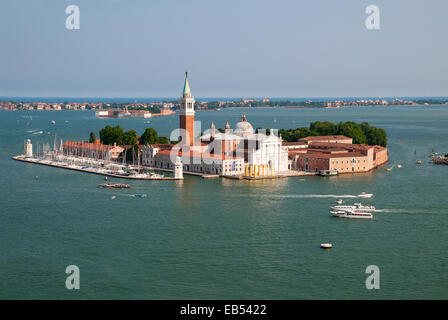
[331,203,376,212]
[330,209,373,219]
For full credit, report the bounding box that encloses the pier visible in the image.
[12,155,183,180]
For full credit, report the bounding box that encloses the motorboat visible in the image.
[98,183,131,189]
[397,164,402,168]
[417,160,422,165]
[330,209,373,219]
[331,203,376,212]
[318,169,338,176]
[320,243,333,249]
[336,199,343,205]
[149,172,164,178]
[358,192,373,198]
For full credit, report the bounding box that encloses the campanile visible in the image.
[179,72,195,146]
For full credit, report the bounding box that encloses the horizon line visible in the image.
[1,95,448,101]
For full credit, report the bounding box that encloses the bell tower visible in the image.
[179,72,195,146]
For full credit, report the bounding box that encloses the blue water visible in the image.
[0,106,447,299]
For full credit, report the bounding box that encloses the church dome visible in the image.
[234,114,254,136]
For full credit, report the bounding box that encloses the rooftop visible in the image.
[299,135,352,141]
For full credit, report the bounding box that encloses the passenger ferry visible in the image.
[330,209,373,219]
[331,203,376,212]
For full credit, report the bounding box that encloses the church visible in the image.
[141,73,290,177]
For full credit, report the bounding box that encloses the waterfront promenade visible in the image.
[12,155,182,181]
[13,154,315,180]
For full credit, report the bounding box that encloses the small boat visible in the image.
[336,199,343,204]
[397,164,402,168]
[321,243,333,249]
[330,209,373,219]
[51,120,56,124]
[133,194,147,198]
[331,203,376,212]
[98,183,131,189]
[386,168,391,172]
[358,192,373,198]
[318,169,338,176]
[417,160,422,165]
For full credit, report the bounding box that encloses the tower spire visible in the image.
[183,71,191,97]
[179,72,195,146]
[225,120,231,134]
[210,121,216,139]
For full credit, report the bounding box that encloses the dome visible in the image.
[234,114,254,137]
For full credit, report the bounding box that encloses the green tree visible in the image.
[336,122,367,144]
[277,121,386,145]
[139,127,159,145]
[279,127,312,142]
[89,132,96,143]
[310,121,336,136]
[122,130,138,146]
[99,125,124,145]
[158,136,170,144]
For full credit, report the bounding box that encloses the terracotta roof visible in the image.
[301,151,364,159]
[63,141,116,152]
[282,141,308,146]
[299,135,351,141]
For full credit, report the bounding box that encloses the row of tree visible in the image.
[279,121,387,147]
[90,125,170,146]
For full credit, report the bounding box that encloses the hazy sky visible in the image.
[1,0,447,98]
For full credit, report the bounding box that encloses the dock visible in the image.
[13,155,318,181]
[12,155,183,180]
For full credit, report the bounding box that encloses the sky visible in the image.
[0,0,447,98]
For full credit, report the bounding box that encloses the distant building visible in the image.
[128,110,151,118]
[288,140,388,173]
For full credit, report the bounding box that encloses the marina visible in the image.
[12,155,182,180]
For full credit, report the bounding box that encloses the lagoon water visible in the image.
[0,106,447,299]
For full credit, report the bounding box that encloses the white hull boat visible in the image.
[331,203,376,212]
[330,209,373,219]
[358,192,373,198]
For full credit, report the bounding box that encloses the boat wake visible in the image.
[270,194,358,199]
[130,194,147,198]
[375,209,438,214]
